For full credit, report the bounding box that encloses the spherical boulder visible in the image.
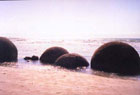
[0,37,18,63]
[91,41,140,75]
[55,53,89,69]
[40,46,69,64]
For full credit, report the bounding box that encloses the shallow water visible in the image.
[10,37,140,61]
[1,37,140,80]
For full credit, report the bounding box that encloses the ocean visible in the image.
[10,37,140,61]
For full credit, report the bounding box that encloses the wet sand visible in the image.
[0,66,140,95]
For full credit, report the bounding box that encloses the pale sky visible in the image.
[0,0,140,39]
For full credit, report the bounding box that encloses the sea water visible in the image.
[2,37,140,79]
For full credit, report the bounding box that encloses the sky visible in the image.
[0,0,140,39]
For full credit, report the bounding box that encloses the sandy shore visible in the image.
[0,66,140,95]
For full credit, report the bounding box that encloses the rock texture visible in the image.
[40,47,69,64]
[0,37,18,63]
[55,53,89,69]
[91,41,140,75]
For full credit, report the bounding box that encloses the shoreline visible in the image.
[0,66,140,95]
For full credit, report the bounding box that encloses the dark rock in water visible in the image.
[0,37,18,63]
[40,47,69,64]
[24,55,39,61]
[24,56,32,60]
[91,41,140,76]
[31,55,39,61]
[55,53,89,69]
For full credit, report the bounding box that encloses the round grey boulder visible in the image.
[55,53,89,69]
[40,46,69,64]
[0,37,18,63]
[91,41,140,75]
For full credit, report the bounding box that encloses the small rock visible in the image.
[24,55,39,61]
[31,55,39,61]
[24,57,32,60]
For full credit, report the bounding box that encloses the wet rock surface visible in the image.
[91,41,140,76]
[40,47,69,64]
[0,37,18,63]
[55,53,89,69]
[24,55,39,61]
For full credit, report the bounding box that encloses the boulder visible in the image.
[91,41,140,75]
[0,37,18,63]
[55,53,89,69]
[40,46,69,64]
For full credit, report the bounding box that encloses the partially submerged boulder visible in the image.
[55,53,89,69]
[40,47,69,64]
[0,37,18,63]
[91,41,140,75]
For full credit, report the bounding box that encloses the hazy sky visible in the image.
[0,0,140,39]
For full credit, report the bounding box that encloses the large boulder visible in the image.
[91,41,140,75]
[40,47,69,64]
[0,37,18,63]
[55,53,89,69]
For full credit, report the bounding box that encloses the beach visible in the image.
[0,38,140,95]
[0,65,140,95]
[1,0,140,94]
